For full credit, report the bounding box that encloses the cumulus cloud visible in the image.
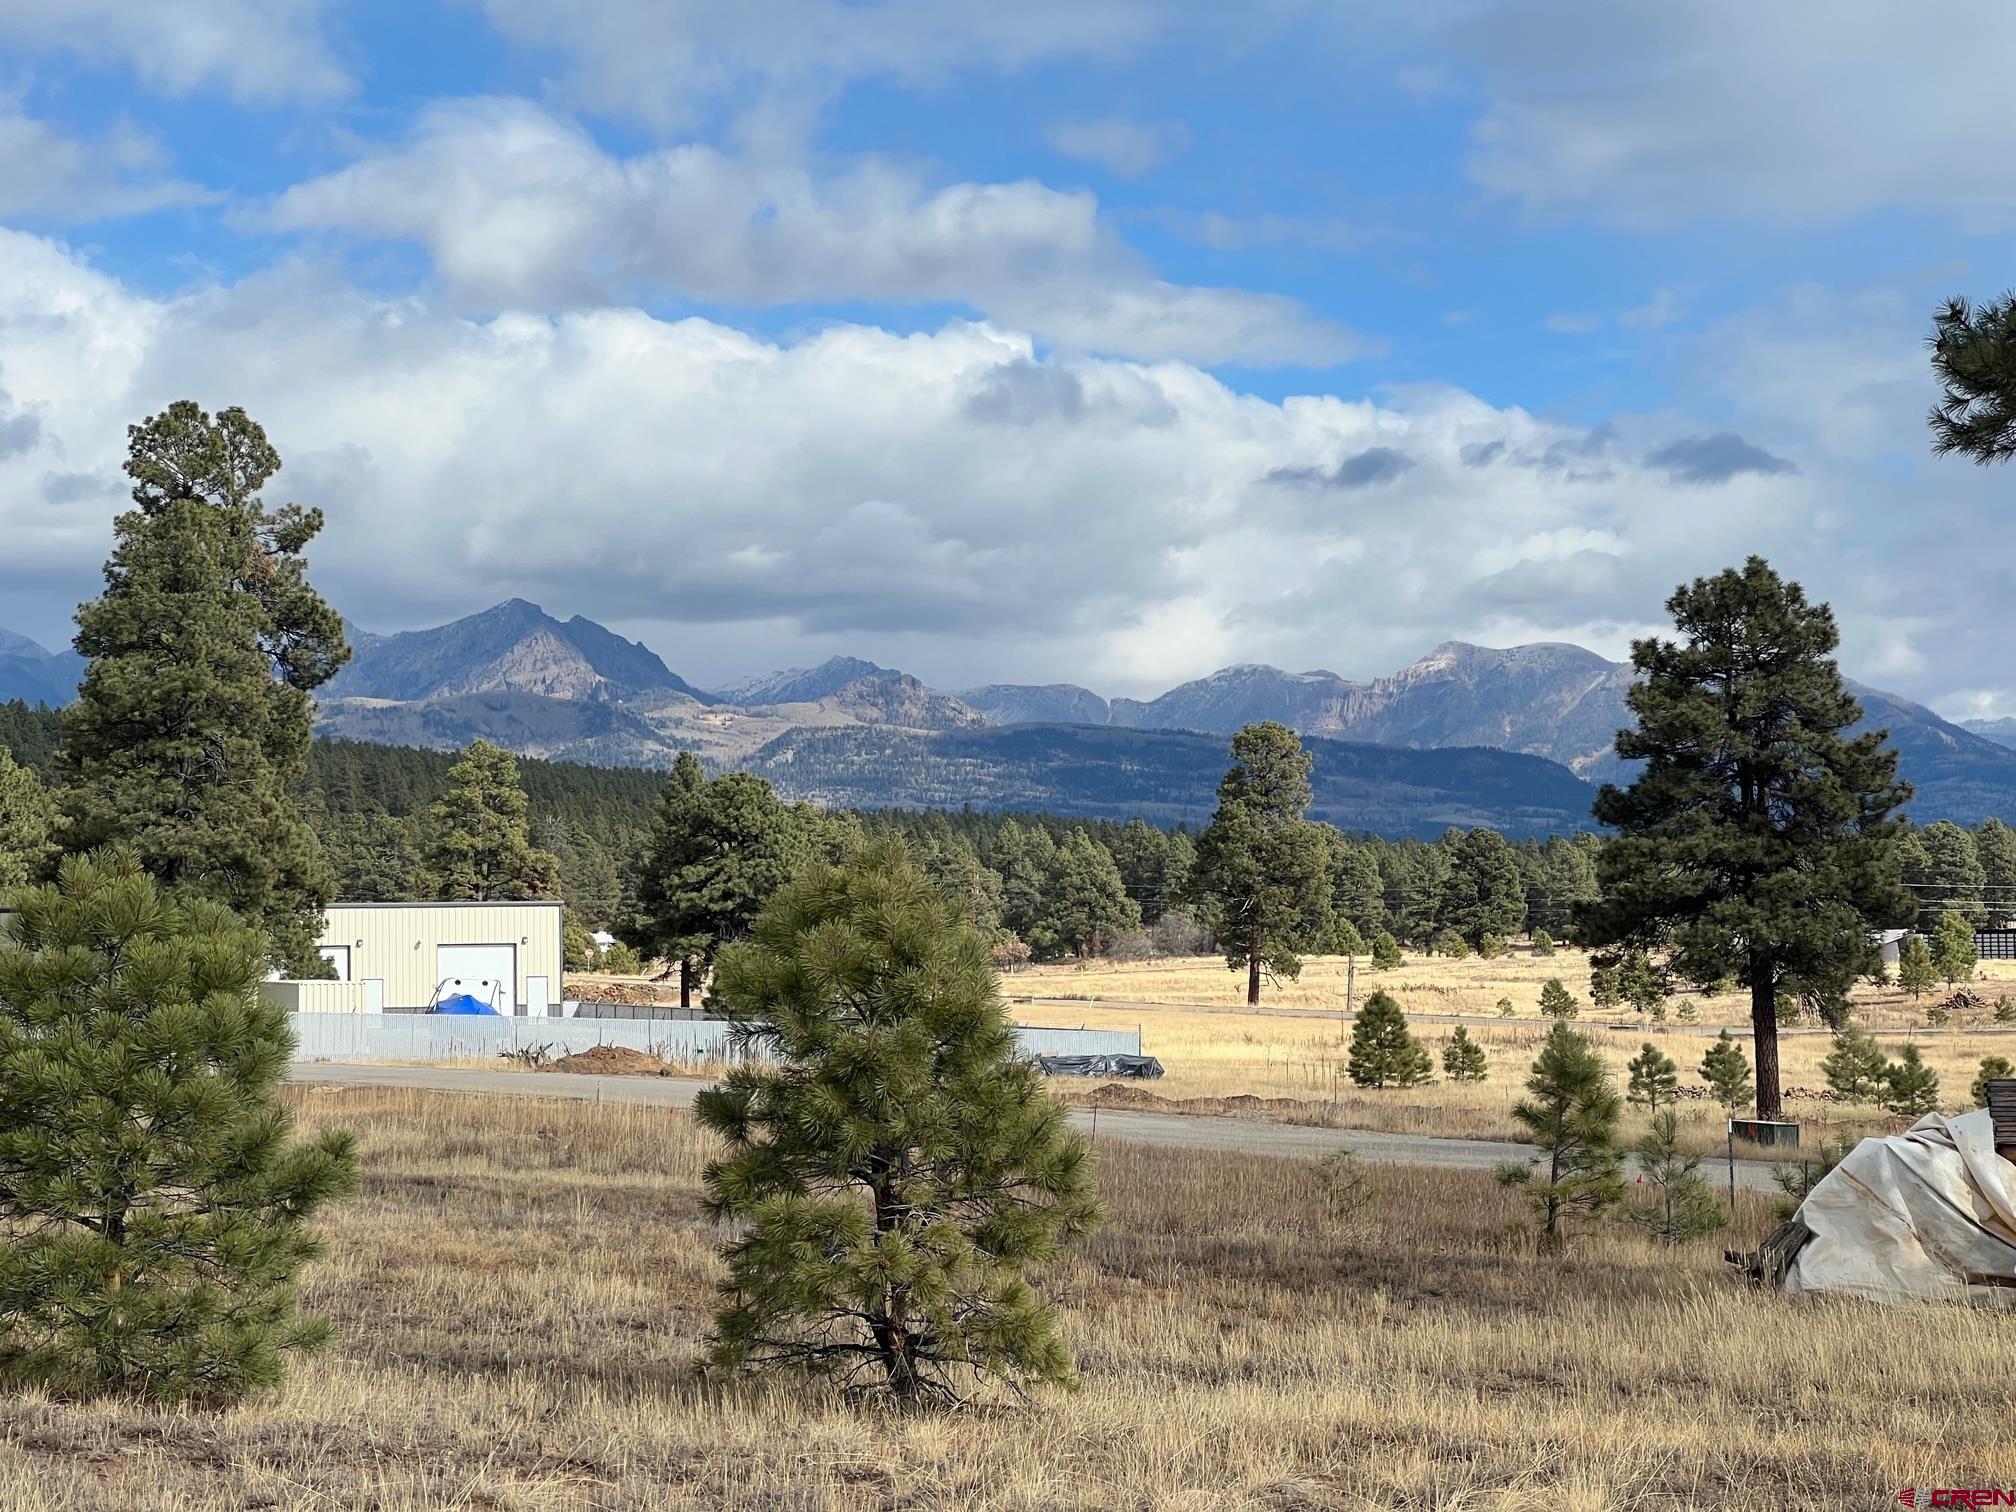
[469,0,1179,127]
[0,104,216,222]
[0,0,349,105]
[0,227,2002,708]
[1046,118,1190,178]
[256,97,1368,366]
[1448,0,2016,226]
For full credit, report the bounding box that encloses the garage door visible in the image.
[436,944,516,1011]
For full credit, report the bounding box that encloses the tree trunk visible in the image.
[679,956,693,1009]
[1750,963,1783,1119]
[1247,918,1263,1006]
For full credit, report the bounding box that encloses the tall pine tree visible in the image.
[420,741,560,902]
[1582,558,1911,1118]
[417,741,556,907]
[0,852,357,1402]
[621,756,811,1006]
[1186,722,1331,1004]
[58,403,349,971]
[0,747,56,893]
[696,841,1101,1404]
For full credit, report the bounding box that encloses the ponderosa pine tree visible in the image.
[1442,1026,1488,1082]
[1370,929,1402,971]
[1347,990,1431,1087]
[0,747,56,892]
[420,741,559,902]
[1883,1044,1942,1116]
[1628,1110,1725,1244]
[1530,928,1556,958]
[1581,558,1912,1119]
[1186,723,1331,1005]
[1972,1055,2015,1107]
[1540,977,1579,1020]
[695,841,1101,1404]
[1625,1042,1679,1113]
[1033,829,1139,958]
[1438,827,1527,948]
[621,755,812,1007]
[1932,911,1978,986]
[917,836,1006,937]
[1820,1026,1891,1103]
[1976,819,2016,904]
[1897,936,1938,999]
[1497,1024,1624,1247]
[0,852,357,1402]
[58,403,349,971]
[1929,293,2016,463]
[1908,822,1987,928]
[1700,1031,1754,1112]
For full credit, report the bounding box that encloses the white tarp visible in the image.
[1785,1108,2016,1304]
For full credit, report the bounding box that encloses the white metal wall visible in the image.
[318,903,564,1012]
[263,980,372,1014]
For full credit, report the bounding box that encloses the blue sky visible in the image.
[0,1,2011,713]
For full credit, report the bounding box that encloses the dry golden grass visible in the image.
[0,1085,2002,1509]
[1014,944,2016,1029]
[1017,991,2016,1155]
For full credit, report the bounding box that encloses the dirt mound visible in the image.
[1069,1083,1324,1120]
[539,1045,674,1077]
[568,978,675,1006]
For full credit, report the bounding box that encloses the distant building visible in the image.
[268,900,565,1014]
[591,930,616,955]
[1871,929,1910,968]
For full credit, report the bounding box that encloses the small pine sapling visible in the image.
[1347,991,1432,1088]
[1496,1024,1624,1247]
[1699,1030,1754,1113]
[1625,1042,1679,1114]
[1539,977,1579,1020]
[1881,1044,1941,1117]
[1442,1026,1488,1083]
[1629,1110,1726,1243]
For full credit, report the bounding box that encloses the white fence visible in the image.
[285,1012,1142,1065]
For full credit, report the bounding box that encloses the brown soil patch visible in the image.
[539,1045,675,1077]
[1065,1082,1323,1120]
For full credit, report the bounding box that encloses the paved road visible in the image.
[287,1062,1790,1193]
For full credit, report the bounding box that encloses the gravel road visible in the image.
[288,1061,1791,1193]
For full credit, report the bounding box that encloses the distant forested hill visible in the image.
[743,723,1598,839]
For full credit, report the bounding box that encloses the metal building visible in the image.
[308,900,566,1014]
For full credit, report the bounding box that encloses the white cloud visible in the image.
[256,97,1369,366]
[1448,0,2016,226]
[0,103,217,222]
[1544,313,1599,334]
[2,230,2004,708]
[0,0,349,105]
[1619,285,1687,332]
[1046,118,1190,178]
[468,0,1176,127]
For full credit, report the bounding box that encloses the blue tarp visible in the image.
[432,993,502,1015]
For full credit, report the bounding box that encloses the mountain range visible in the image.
[6,599,2016,833]
[0,630,83,710]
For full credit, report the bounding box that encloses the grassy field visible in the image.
[0,1085,2001,1510]
[1010,944,2016,1030]
[1010,952,2016,1155]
